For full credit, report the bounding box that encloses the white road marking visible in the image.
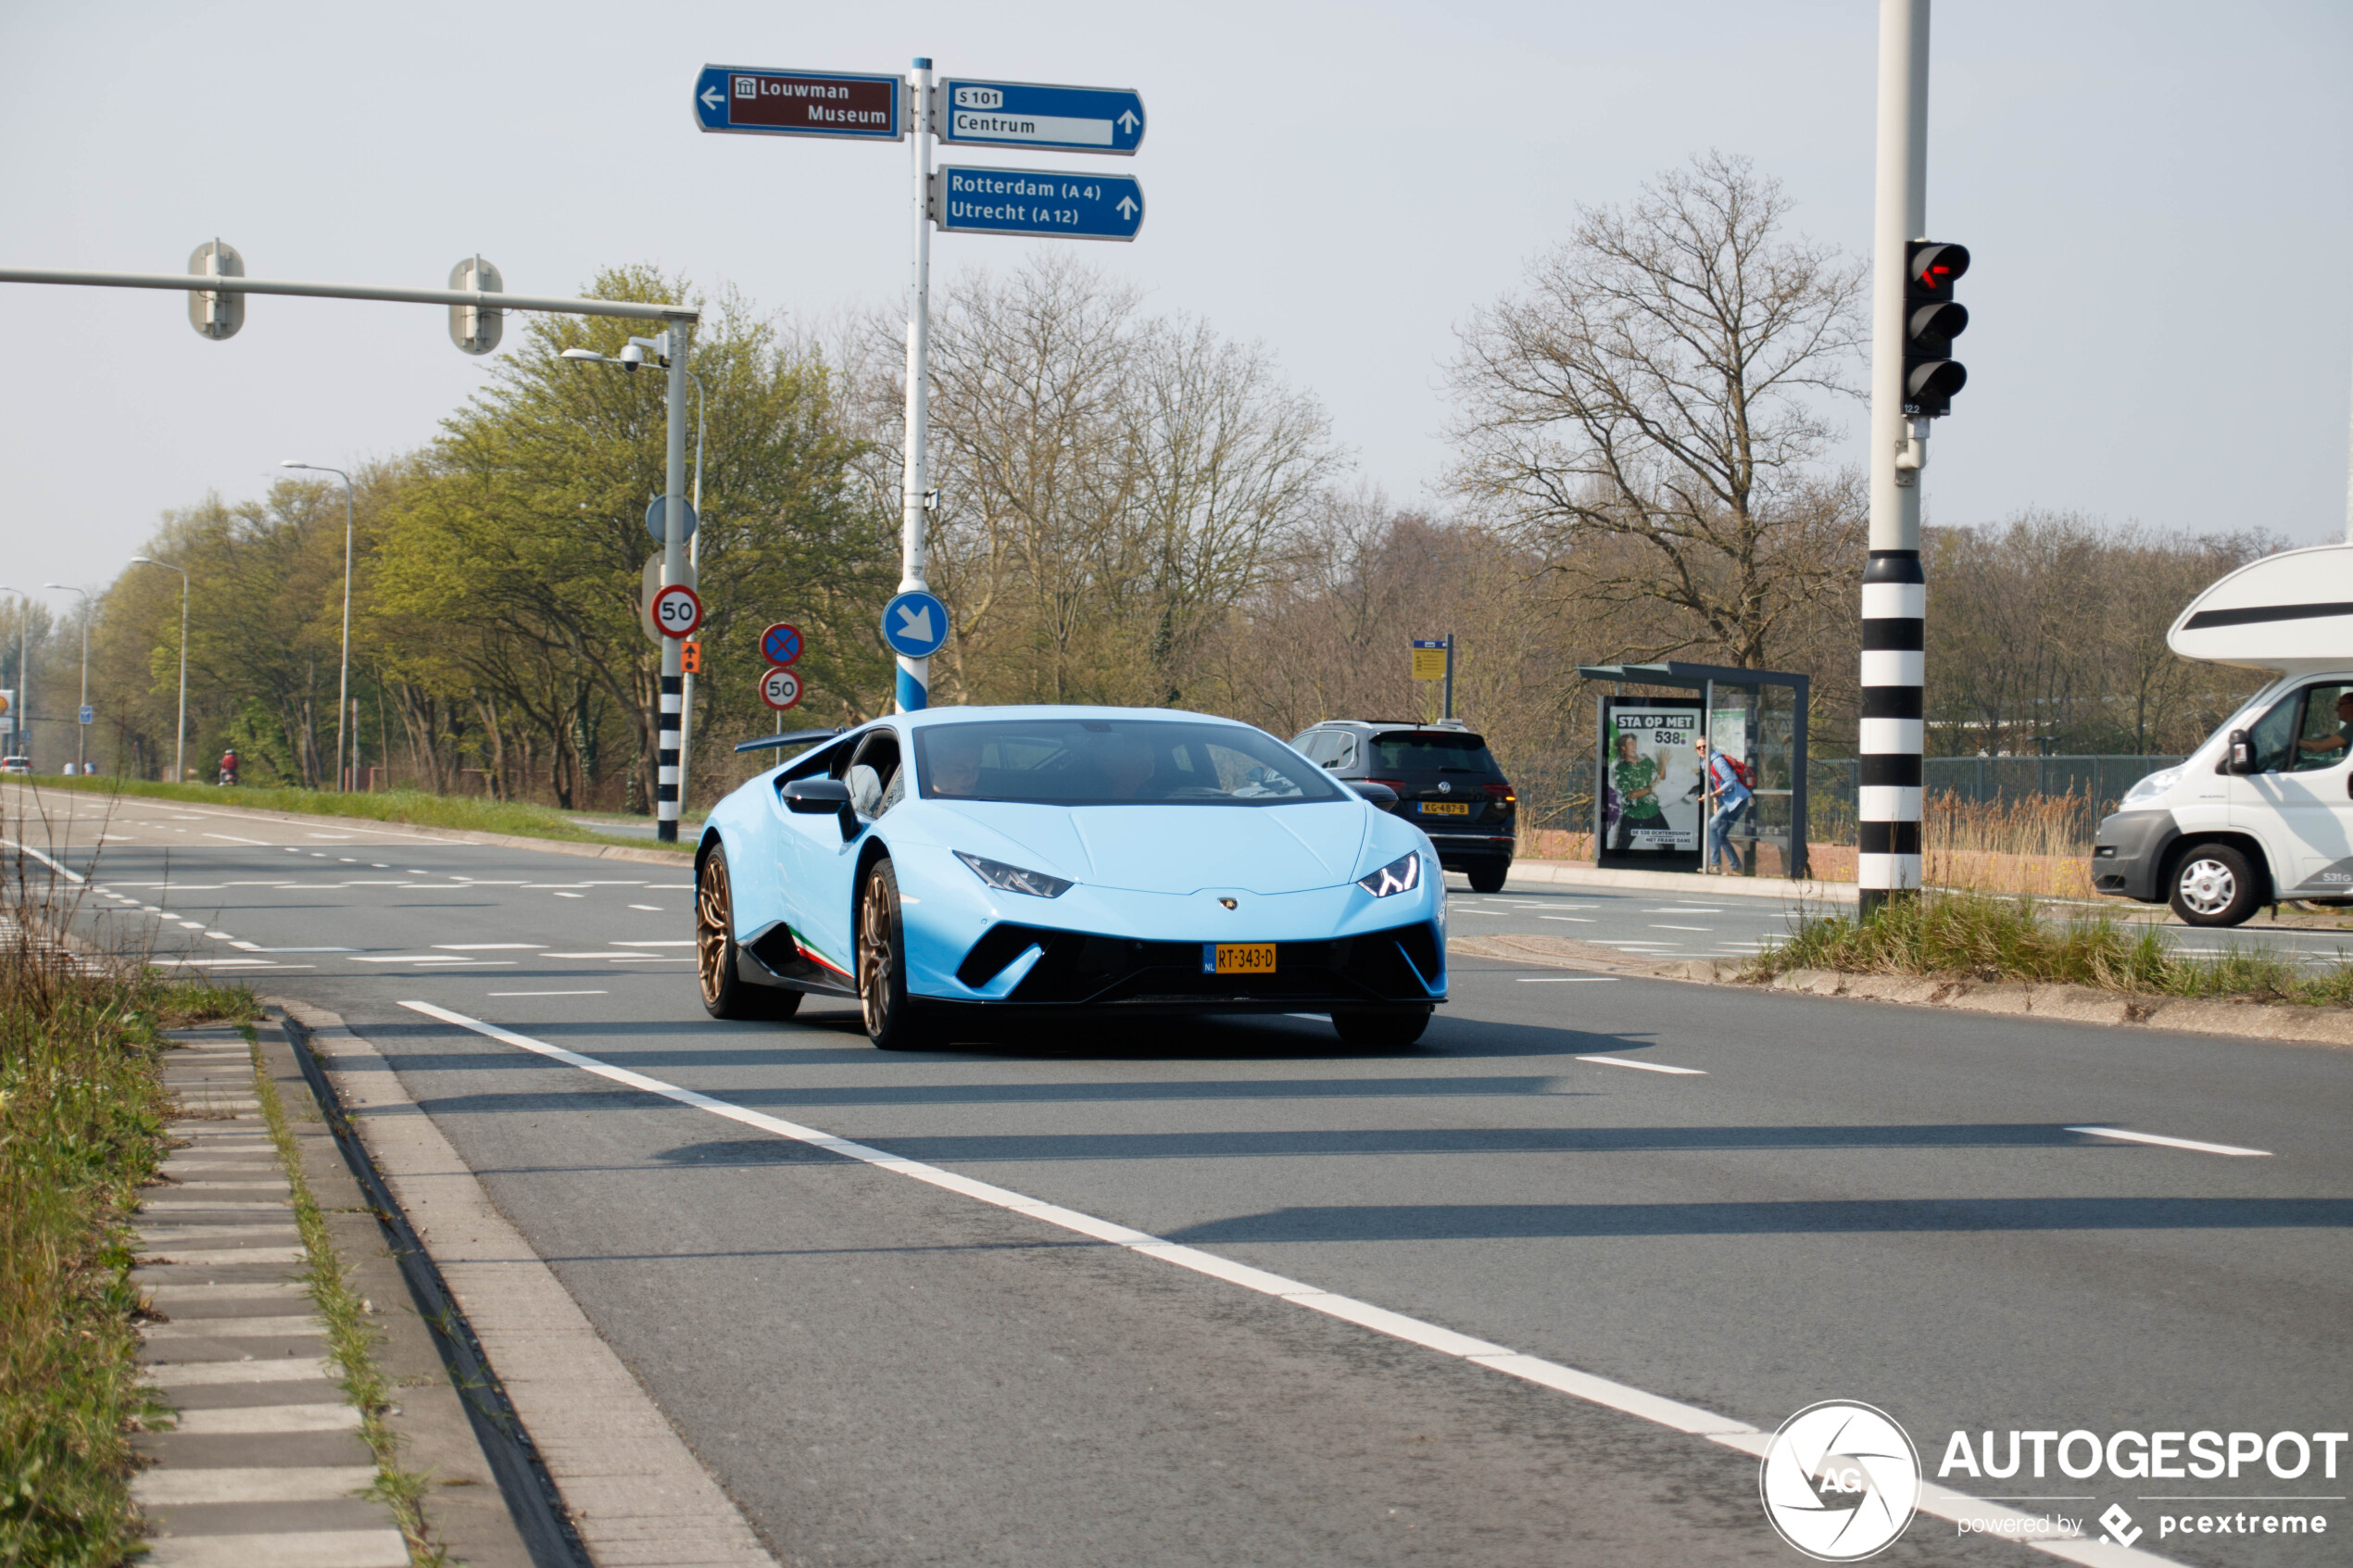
[1642,907,1724,913]
[202,832,270,845]
[434,944,545,951]
[540,951,665,960]
[1540,915,1594,922]
[1649,924,1714,932]
[1576,1054,1706,1075]
[393,1000,2149,1563]
[2066,1125,2271,1158]
[610,940,695,947]
[350,955,497,965]
[490,990,609,997]
[552,892,585,899]
[629,905,664,911]
[1516,977,1617,983]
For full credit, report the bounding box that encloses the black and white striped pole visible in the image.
[1859,0,1932,915]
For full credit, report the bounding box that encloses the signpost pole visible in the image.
[1858,0,1931,916]
[658,323,692,843]
[1442,633,1454,723]
[899,55,936,714]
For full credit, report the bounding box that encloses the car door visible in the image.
[2229,682,2353,893]
[767,733,861,973]
[803,726,908,966]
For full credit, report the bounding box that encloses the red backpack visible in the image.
[1718,752,1754,789]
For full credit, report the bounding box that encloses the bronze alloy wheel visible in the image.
[697,844,802,1021]
[857,859,932,1049]
[697,849,733,1009]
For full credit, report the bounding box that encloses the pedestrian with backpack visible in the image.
[1694,735,1751,874]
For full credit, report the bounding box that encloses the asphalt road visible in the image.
[13,790,2352,1566]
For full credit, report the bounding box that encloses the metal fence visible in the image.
[1524,754,2187,843]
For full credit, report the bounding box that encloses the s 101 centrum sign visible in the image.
[693,66,904,141]
[937,80,1144,155]
[927,168,1144,242]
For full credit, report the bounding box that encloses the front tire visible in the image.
[858,859,936,1049]
[1330,1006,1433,1049]
[698,845,804,1020]
[2169,844,2263,928]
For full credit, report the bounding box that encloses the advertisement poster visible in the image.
[1598,697,1703,865]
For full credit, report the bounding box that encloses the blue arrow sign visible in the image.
[692,65,904,141]
[931,168,1143,243]
[880,591,951,659]
[937,79,1144,156]
[78,705,94,726]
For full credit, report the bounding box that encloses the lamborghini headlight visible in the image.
[1355,851,1423,897]
[954,850,1073,898]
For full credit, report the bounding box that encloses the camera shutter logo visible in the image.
[1758,1400,1920,1561]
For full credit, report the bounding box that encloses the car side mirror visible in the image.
[1351,781,1399,807]
[2224,729,2253,774]
[780,777,852,813]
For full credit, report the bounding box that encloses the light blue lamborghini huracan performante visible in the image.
[694,707,1446,1049]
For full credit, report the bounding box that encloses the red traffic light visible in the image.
[1908,242,1970,295]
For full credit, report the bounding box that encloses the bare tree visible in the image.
[1448,151,1866,670]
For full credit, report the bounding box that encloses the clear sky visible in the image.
[3,0,2347,602]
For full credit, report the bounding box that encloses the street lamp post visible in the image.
[0,587,27,765]
[560,346,707,827]
[280,462,355,791]
[40,584,90,774]
[129,558,188,783]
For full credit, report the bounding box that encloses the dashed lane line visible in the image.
[1576,1054,1706,1075]
[2065,1126,2271,1158]
[394,998,2172,1567]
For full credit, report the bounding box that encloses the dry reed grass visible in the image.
[0,806,254,1565]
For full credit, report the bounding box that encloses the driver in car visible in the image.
[928,730,985,797]
[1098,734,1158,798]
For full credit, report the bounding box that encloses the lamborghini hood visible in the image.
[926,801,1371,895]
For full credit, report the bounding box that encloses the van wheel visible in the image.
[2169,846,2262,928]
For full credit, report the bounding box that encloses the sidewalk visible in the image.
[132,1025,406,1568]
[132,1022,536,1568]
[1504,858,1860,904]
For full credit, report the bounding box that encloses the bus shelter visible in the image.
[1577,662,1811,879]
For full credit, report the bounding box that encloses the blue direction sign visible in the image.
[880,591,951,659]
[937,79,1144,156]
[692,65,904,141]
[644,495,698,545]
[930,168,1143,243]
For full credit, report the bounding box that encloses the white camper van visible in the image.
[2093,543,2353,926]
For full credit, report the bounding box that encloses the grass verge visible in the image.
[245,1031,445,1567]
[1748,889,2353,1004]
[10,774,692,854]
[0,953,256,1567]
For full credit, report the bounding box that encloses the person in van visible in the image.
[2295,690,2353,760]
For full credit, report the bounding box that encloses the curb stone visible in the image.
[1452,935,2353,1050]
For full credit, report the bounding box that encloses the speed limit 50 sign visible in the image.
[651,583,703,639]
[761,667,803,711]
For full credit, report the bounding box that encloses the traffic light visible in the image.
[681,640,703,674]
[1902,240,1970,417]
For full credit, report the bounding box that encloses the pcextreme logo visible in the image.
[1759,1401,1922,1562]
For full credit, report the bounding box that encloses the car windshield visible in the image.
[915,719,1343,806]
[1368,732,1499,773]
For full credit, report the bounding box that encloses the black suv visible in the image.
[1290,721,1516,891]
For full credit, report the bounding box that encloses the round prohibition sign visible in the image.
[651,583,703,639]
[760,667,804,711]
[760,621,803,667]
